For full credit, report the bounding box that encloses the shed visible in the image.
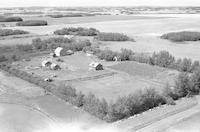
[42,60,52,67]
[113,56,121,61]
[89,62,103,70]
[86,51,94,56]
[54,47,67,57]
[50,63,61,70]
[66,50,74,55]
[64,35,74,39]
[50,53,56,58]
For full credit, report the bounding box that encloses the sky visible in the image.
[1,0,200,7]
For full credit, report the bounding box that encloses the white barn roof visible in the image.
[54,47,63,56]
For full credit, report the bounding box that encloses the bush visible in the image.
[95,32,132,41]
[0,29,29,36]
[0,16,23,22]
[179,58,192,72]
[54,27,99,36]
[161,31,200,42]
[16,20,48,26]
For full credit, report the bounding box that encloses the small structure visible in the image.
[44,78,53,82]
[50,63,61,70]
[50,53,56,58]
[113,56,121,62]
[86,51,94,56]
[42,60,52,67]
[89,62,103,70]
[54,47,67,57]
[66,50,74,55]
[64,35,74,39]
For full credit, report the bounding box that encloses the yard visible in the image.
[11,52,179,101]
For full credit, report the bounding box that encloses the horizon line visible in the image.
[1,5,200,8]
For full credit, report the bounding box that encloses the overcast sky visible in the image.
[1,0,200,7]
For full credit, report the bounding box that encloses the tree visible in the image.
[174,73,192,97]
[180,58,192,72]
[151,51,175,67]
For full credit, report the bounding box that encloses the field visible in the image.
[0,69,104,132]
[11,52,178,101]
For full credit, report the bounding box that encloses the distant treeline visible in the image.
[0,29,29,36]
[54,27,134,41]
[0,16,23,22]
[54,27,100,36]
[161,31,200,42]
[16,20,48,26]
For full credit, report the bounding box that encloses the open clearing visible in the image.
[12,52,178,101]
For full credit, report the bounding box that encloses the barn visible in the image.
[54,47,67,57]
[89,62,103,70]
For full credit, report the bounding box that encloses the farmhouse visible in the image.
[50,63,61,70]
[89,62,103,70]
[42,60,52,67]
[54,47,67,57]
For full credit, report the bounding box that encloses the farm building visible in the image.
[89,62,103,70]
[50,53,56,58]
[64,35,74,39]
[54,47,67,57]
[42,60,52,67]
[86,51,94,56]
[113,56,121,61]
[66,50,74,55]
[50,63,61,70]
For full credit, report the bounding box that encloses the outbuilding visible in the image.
[66,50,74,55]
[50,63,61,70]
[89,62,103,70]
[42,60,52,67]
[113,56,121,61]
[54,47,67,57]
[86,51,94,56]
